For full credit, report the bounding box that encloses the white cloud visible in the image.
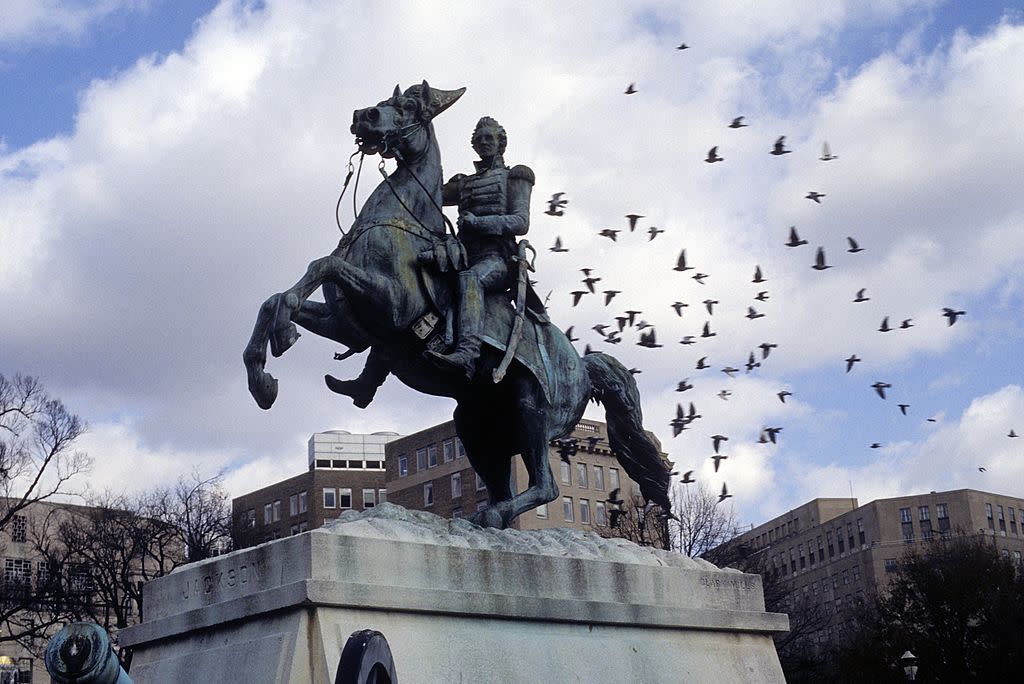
[0,0,147,45]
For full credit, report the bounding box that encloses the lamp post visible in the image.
[900,650,918,682]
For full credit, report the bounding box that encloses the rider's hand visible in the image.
[458,211,477,230]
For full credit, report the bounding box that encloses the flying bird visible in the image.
[614,316,629,333]
[549,236,568,252]
[717,389,732,401]
[812,247,831,271]
[696,357,710,370]
[712,454,728,472]
[854,288,870,303]
[675,379,693,392]
[878,316,892,333]
[820,141,837,161]
[545,192,568,215]
[564,326,578,342]
[676,43,689,50]
[777,390,792,403]
[898,404,909,415]
[624,83,637,95]
[718,482,732,502]
[637,329,662,348]
[712,435,729,453]
[721,367,739,378]
[603,290,621,305]
[671,301,688,316]
[598,228,619,241]
[786,226,808,247]
[680,471,695,484]
[900,319,913,329]
[625,213,644,232]
[870,443,882,449]
[674,249,694,272]
[679,335,696,345]
[625,310,642,326]
[942,308,966,326]
[692,273,708,285]
[872,382,892,399]
[701,321,716,338]
[703,299,719,315]
[570,291,587,306]
[1009,430,1018,438]
[705,146,724,163]
[755,291,769,302]
[765,427,783,444]
[728,116,747,128]
[759,342,777,359]
[647,225,665,241]
[846,236,864,253]
[806,191,825,203]
[582,275,601,292]
[752,265,766,283]
[746,306,765,320]
[770,136,791,156]
[745,352,761,373]
[978,467,987,473]
[845,354,861,373]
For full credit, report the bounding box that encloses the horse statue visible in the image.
[243,80,671,529]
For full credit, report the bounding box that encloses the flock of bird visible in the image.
[533,41,1016,507]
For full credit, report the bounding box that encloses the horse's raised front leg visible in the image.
[243,295,280,410]
[270,254,407,357]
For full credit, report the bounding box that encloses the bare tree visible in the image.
[156,469,232,563]
[669,481,737,557]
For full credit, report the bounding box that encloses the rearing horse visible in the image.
[243,81,670,528]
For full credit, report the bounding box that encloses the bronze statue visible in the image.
[243,81,671,529]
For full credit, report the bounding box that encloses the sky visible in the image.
[1,0,1022,528]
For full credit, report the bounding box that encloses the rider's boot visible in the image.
[425,272,483,381]
[325,349,391,408]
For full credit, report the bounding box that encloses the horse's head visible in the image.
[351,80,465,159]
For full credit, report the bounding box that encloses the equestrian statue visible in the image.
[243,81,671,529]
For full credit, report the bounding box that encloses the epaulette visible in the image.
[508,165,535,185]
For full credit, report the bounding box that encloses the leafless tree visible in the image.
[668,481,738,557]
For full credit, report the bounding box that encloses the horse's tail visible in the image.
[582,352,671,512]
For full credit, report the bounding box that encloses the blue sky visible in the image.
[1,0,1021,526]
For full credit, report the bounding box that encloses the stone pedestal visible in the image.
[120,505,788,683]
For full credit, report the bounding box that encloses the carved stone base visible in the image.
[120,505,788,683]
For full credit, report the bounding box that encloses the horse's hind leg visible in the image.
[455,402,513,527]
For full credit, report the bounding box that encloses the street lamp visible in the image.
[900,650,918,682]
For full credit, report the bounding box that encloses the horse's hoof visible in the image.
[468,506,506,529]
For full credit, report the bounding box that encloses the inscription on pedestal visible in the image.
[182,560,265,600]
[699,574,759,592]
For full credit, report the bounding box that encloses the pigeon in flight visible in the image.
[786,226,808,247]
[675,379,693,392]
[705,146,724,163]
[637,329,662,348]
[625,310,642,326]
[898,404,909,415]
[728,116,747,129]
[846,237,864,253]
[845,354,861,372]
[598,228,619,241]
[625,214,644,232]
[712,454,728,472]
[770,136,791,155]
[872,382,892,399]
[978,467,987,473]
[603,290,621,305]
[625,83,637,95]
[854,288,870,303]
[755,291,769,302]
[942,308,966,326]
[549,236,568,252]
[721,366,739,377]
[676,43,689,50]
[647,225,665,241]
[564,326,578,342]
[701,321,716,338]
[703,299,719,315]
[718,482,732,502]
[752,265,766,283]
[582,275,601,293]
[671,301,688,316]
[878,316,892,333]
[717,389,732,401]
[696,357,710,370]
[820,141,837,161]
[806,191,825,203]
[570,291,587,306]
[614,316,629,333]
[745,352,761,373]
[812,247,831,271]
[674,249,694,272]
[1009,430,1018,438]
[592,324,610,336]
[680,470,695,484]
[712,435,729,453]
[778,390,792,403]
[765,427,783,444]
[759,342,777,359]
[900,319,913,329]
[679,335,696,345]
[545,192,568,216]
[870,443,882,449]
[692,273,708,285]
[746,306,765,320]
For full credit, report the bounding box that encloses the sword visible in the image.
[493,240,534,383]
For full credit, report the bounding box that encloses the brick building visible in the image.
[230,430,400,548]
[383,417,669,542]
[719,488,1024,644]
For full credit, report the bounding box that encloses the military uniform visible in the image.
[425,155,535,377]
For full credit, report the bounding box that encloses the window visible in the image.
[847,522,855,551]
[452,507,463,518]
[456,437,466,458]
[366,460,382,470]
[363,489,376,508]
[299,491,308,514]
[10,515,26,543]
[289,494,299,517]
[243,509,256,529]
[451,472,463,498]
[827,530,834,558]
[339,488,353,509]
[937,502,949,519]
[998,505,1006,532]
[609,468,620,492]
[593,466,604,491]
[852,564,861,582]
[378,489,387,503]
[398,455,408,477]
[899,507,911,523]
[272,500,282,522]
[986,503,994,530]
[290,524,299,536]
[576,463,588,488]
[919,505,930,521]
[842,569,849,585]
[789,549,796,573]
[902,521,914,543]
[476,473,486,491]
[884,558,897,573]
[1010,507,1018,534]
[423,482,434,507]
[595,501,607,526]
[416,448,427,471]
[427,443,438,468]
[299,522,308,532]
[857,518,865,546]
[580,499,591,524]
[817,536,825,562]
[560,461,571,485]
[563,497,574,522]
[536,503,548,519]
[799,543,806,569]
[476,500,488,512]
[264,503,273,524]
[36,560,53,591]
[921,519,933,540]
[443,438,455,462]
[4,559,31,588]
[68,563,92,594]
[837,531,845,554]
[323,489,337,509]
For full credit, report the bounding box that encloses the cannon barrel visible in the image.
[44,623,133,684]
